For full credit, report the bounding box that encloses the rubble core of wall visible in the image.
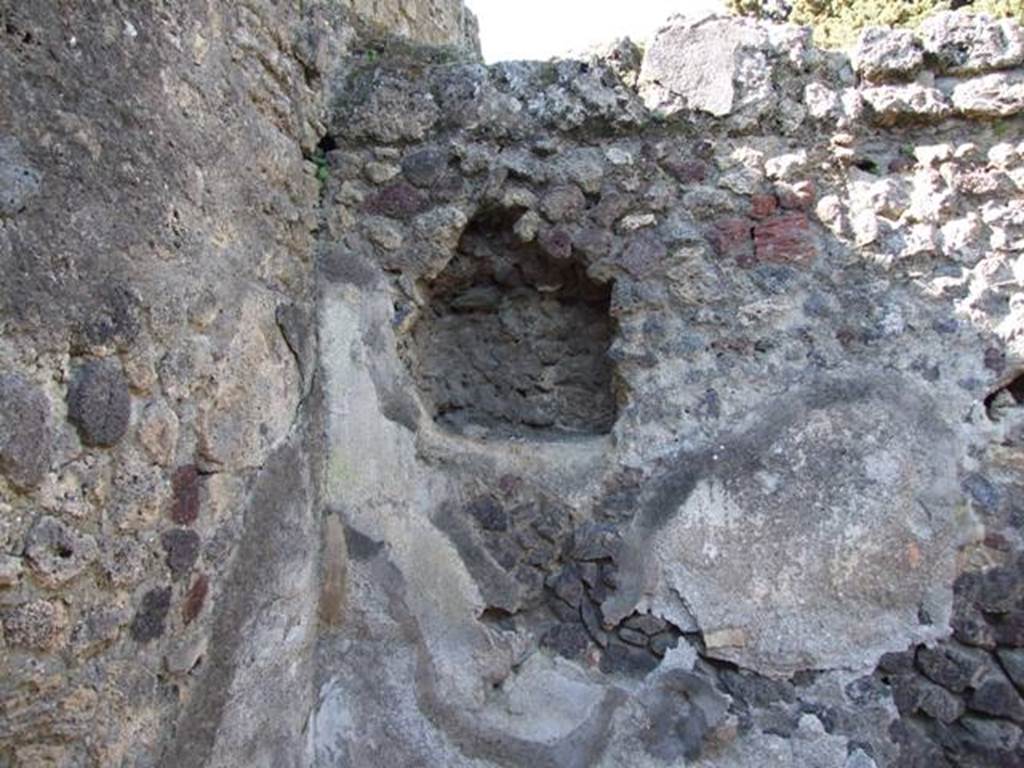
[315,9,1024,768]
[1,3,1024,767]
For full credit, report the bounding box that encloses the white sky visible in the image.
[467,0,726,63]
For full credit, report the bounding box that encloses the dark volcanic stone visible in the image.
[547,565,584,608]
[952,604,996,649]
[161,529,201,580]
[182,574,208,625]
[67,359,131,447]
[967,669,1024,721]
[917,644,990,692]
[402,148,447,188]
[570,522,620,561]
[171,464,201,525]
[944,715,1022,765]
[625,613,668,636]
[650,632,679,657]
[0,373,53,490]
[878,650,917,675]
[466,496,508,531]
[619,627,649,647]
[363,181,429,220]
[992,609,1024,647]
[130,587,172,643]
[718,668,796,707]
[601,639,659,677]
[580,599,607,647]
[998,648,1024,691]
[541,623,589,660]
[892,674,965,723]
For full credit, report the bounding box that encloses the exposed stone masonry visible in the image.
[404,208,617,436]
[3,3,1024,767]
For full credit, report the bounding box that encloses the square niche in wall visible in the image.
[401,208,618,439]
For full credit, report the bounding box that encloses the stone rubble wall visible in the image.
[313,10,1024,768]
[1,3,1023,768]
[0,1,474,766]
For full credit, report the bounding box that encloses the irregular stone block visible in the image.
[951,72,1024,117]
[967,667,1024,720]
[853,28,924,83]
[920,12,1024,74]
[170,464,202,525]
[539,184,585,223]
[0,135,41,217]
[753,213,818,267]
[639,16,775,118]
[70,606,127,656]
[362,181,430,219]
[67,359,131,447]
[161,528,201,580]
[860,84,952,126]
[916,643,991,692]
[402,148,448,188]
[892,674,965,723]
[0,372,53,490]
[0,554,23,587]
[24,515,99,588]
[3,599,68,650]
[182,573,209,626]
[130,586,172,643]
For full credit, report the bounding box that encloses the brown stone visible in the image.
[753,214,819,267]
[171,464,201,525]
[182,574,209,625]
[710,217,755,267]
[750,194,778,219]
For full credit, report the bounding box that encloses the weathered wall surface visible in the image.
[314,10,1024,768]
[1,3,1023,767]
[0,1,474,766]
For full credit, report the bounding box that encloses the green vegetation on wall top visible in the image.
[727,0,1024,49]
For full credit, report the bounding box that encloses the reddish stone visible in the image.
[777,180,816,210]
[362,182,429,220]
[171,465,200,525]
[709,217,755,267]
[538,227,572,260]
[753,213,819,267]
[620,232,667,277]
[663,156,708,183]
[182,574,209,626]
[750,194,778,219]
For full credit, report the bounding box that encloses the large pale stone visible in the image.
[646,378,965,676]
[951,71,1024,117]
[639,16,768,118]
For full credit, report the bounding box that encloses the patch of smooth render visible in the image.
[634,377,971,677]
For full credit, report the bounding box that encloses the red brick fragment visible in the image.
[753,213,819,267]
